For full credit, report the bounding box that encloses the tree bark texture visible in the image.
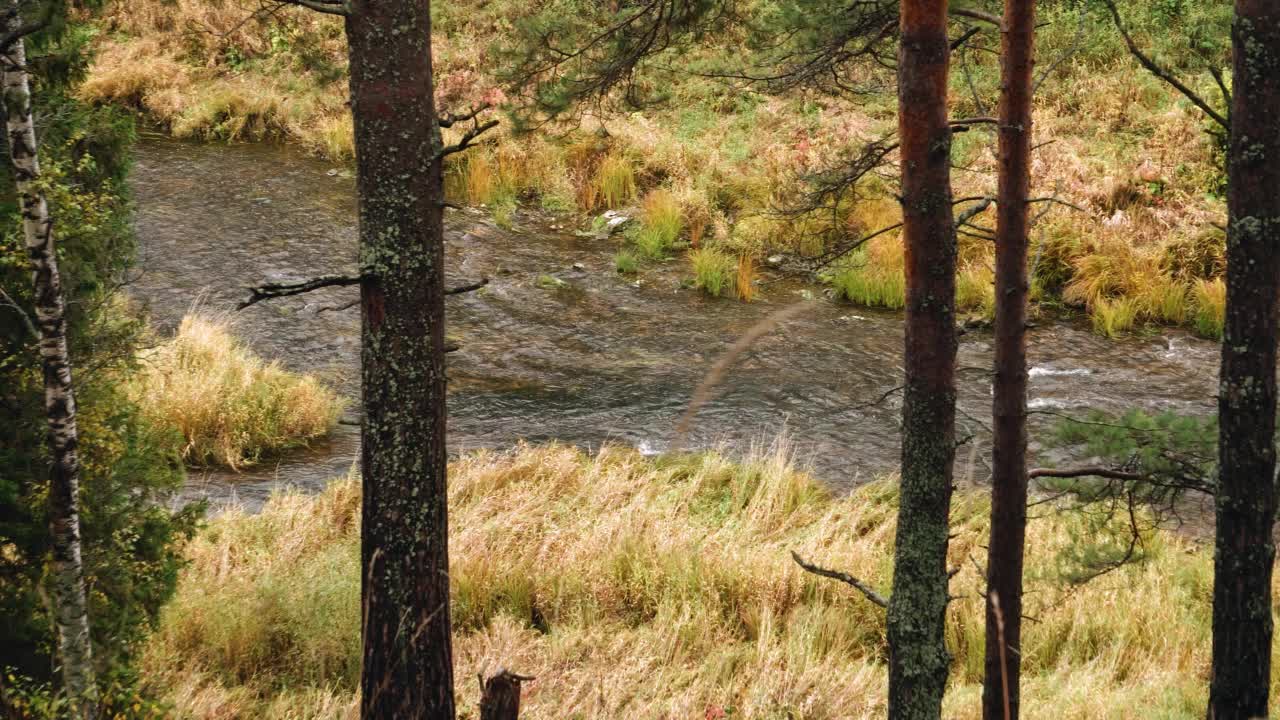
[0,17,98,720]
[1208,2,1280,718]
[345,1,456,717]
[983,2,1035,719]
[479,670,529,720]
[887,1,959,718]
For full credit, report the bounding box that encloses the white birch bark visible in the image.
[1,12,98,718]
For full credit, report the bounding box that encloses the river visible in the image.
[126,135,1220,510]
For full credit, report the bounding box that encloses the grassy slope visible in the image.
[82,0,1231,335]
[140,442,1276,719]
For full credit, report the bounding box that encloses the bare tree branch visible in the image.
[1032,7,1086,95]
[277,0,349,16]
[436,119,501,160]
[0,0,53,52]
[0,285,36,339]
[238,274,362,310]
[445,278,490,295]
[439,104,492,128]
[1103,0,1228,131]
[949,7,1001,26]
[1028,466,1146,481]
[791,550,889,608]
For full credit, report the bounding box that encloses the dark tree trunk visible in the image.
[886,1,959,718]
[983,2,1035,719]
[344,1,456,717]
[1208,2,1280,718]
[479,670,529,720]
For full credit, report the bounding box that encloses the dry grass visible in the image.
[1192,278,1226,339]
[130,315,344,469]
[139,441,1275,719]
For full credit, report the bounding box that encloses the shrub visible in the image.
[132,315,344,469]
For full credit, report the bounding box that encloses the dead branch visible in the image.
[439,104,492,128]
[0,0,53,51]
[1031,7,1086,95]
[446,278,490,295]
[791,550,889,608]
[950,7,1001,26]
[1103,0,1228,131]
[239,274,362,310]
[0,286,36,339]
[1028,466,1146,481]
[277,0,348,16]
[437,118,501,160]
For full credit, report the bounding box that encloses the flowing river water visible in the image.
[127,135,1221,510]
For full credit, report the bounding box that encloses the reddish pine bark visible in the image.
[344,1,456,716]
[983,2,1035,719]
[886,1,959,718]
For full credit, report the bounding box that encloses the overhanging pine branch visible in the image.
[791,551,889,608]
[239,274,362,310]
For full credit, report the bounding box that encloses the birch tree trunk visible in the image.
[0,22,98,720]
[887,0,959,717]
[983,2,1035,718]
[343,0,456,716]
[1208,2,1280,717]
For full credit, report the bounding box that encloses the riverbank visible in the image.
[125,134,1223,508]
[84,0,1230,337]
[140,442,1239,718]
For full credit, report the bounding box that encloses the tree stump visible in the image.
[479,669,533,720]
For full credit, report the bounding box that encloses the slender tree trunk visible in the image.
[887,1,958,717]
[983,2,1034,719]
[344,1,456,717]
[0,23,98,720]
[1208,3,1280,718]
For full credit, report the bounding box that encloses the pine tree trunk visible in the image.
[0,22,98,720]
[983,2,1035,719]
[887,1,958,717]
[344,1,456,717]
[1208,2,1280,718]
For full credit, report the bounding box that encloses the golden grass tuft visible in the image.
[139,441,1271,719]
[690,247,737,298]
[633,188,684,258]
[736,254,758,302]
[131,315,344,469]
[1091,296,1141,338]
[1192,278,1226,339]
[830,235,906,310]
